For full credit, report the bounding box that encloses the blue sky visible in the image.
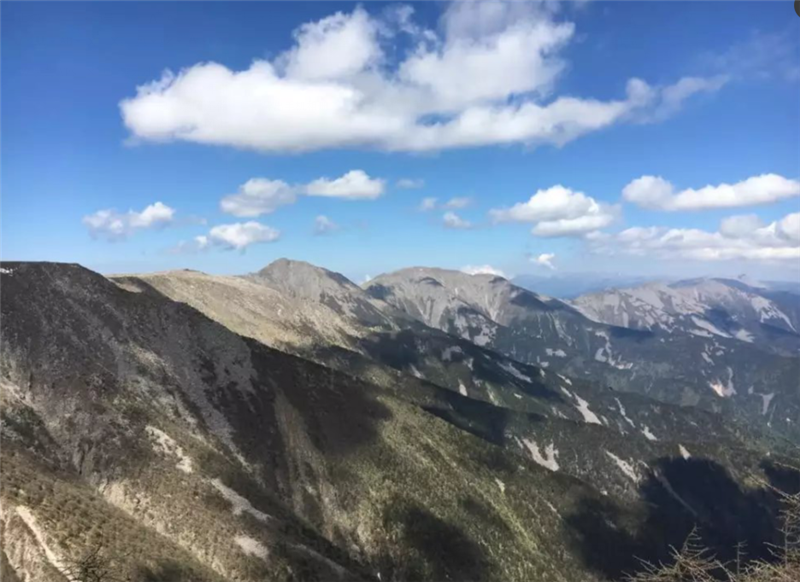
[2,1,799,284]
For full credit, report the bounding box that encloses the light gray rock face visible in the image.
[1,260,797,582]
[365,267,800,443]
[247,258,396,329]
[571,277,800,355]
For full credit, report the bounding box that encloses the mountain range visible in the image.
[1,260,798,581]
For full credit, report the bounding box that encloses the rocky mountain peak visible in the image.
[250,258,367,305]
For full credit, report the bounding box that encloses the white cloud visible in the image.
[209,221,281,251]
[83,201,175,240]
[419,196,472,212]
[120,4,720,154]
[313,215,340,235]
[305,169,384,199]
[778,212,800,242]
[643,75,729,122]
[220,179,297,217]
[278,8,382,81]
[418,197,438,211]
[169,235,210,255]
[220,170,384,217]
[623,173,800,211]
[442,197,472,209]
[397,178,424,189]
[701,30,800,84]
[591,212,800,262]
[443,211,473,230]
[532,253,556,270]
[461,264,506,277]
[719,214,764,238]
[490,185,618,237]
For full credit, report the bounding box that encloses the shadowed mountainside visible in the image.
[1,261,798,581]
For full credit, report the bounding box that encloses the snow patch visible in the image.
[573,394,602,425]
[495,478,506,493]
[709,367,736,398]
[0,267,13,275]
[409,365,424,379]
[593,330,633,369]
[751,296,795,331]
[679,445,691,460]
[500,361,532,384]
[691,316,731,338]
[690,329,713,338]
[733,328,754,343]
[604,451,640,483]
[615,398,636,429]
[458,381,468,397]
[641,425,658,441]
[545,348,567,358]
[757,392,775,415]
[521,438,560,472]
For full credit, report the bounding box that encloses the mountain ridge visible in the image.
[2,260,798,582]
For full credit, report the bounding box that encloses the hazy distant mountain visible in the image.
[571,277,800,357]
[1,260,797,582]
[365,267,800,442]
[512,273,663,299]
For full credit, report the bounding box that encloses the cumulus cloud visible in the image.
[220,170,383,217]
[590,212,800,262]
[120,4,721,154]
[313,215,340,235]
[642,75,729,122]
[622,173,800,211]
[420,196,472,211]
[83,201,175,240]
[461,264,506,277]
[443,211,473,230]
[397,178,424,189]
[490,185,618,237]
[532,253,556,270]
[418,197,438,211]
[220,179,297,217]
[442,197,472,209]
[209,221,281,251]
[305,169,384,199]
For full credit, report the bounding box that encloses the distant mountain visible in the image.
[512,273,662,299]
[571,277,800,357]
[365,267,800,443]
[763,280,800,295]
[1,260,798,582]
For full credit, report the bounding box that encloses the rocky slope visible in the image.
[123,261,753,447]
[364,268,800,443]
[1,261,798,581]
[571,277,800,356]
